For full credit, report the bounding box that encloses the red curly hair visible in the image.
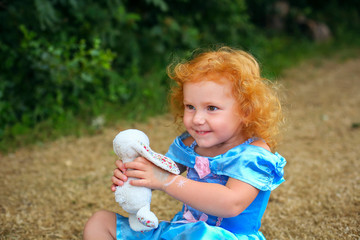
[167,47,284,150]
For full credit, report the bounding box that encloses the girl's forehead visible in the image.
[188,73,235,90]
[184,78,241,105]
[183,79,234,98]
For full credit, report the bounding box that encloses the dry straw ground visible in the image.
[1,55,359,239]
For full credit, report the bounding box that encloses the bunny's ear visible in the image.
[134,140,180,175]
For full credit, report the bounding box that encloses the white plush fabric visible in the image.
[113,129,180,232]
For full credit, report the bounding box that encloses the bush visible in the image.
[1,25,115,135]
[0,0,359,151]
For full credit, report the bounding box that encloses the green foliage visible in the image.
[0,0,359,152]
[1,25,116,137]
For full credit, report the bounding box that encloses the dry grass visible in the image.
[1,56,360,239]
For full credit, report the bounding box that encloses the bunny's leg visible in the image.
[136,204,159,229]
[129,213,154,232]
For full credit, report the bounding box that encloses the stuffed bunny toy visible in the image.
[113,129,180,232]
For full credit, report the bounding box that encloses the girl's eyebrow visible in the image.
[203,100,221,106]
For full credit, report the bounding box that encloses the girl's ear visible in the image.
[133,140,180,175]
[242,116,250,127]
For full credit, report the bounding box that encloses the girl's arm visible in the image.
[164,174,259,218]
[111,159,186,192]
[124,157,259,218]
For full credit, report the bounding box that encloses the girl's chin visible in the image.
[193,140,214,148]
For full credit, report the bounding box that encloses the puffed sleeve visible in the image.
[210,145,286,191]
[166,134,286,191]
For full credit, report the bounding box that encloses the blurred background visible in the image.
[1,1,360,239]
[1,0,359,151]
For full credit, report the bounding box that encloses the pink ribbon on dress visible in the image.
[170,210,208,224]
[183,210,208,223]
[194,156,211,179]
[167,210,223,226]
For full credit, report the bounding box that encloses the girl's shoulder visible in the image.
[250,139,271,152]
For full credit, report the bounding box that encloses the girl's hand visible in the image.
[124,157,173,191]
[111,159,128,192]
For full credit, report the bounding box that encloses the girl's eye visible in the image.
[185,104,195,110]
[208,106,218,111]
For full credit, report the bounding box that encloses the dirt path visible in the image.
[262,57,360,239]
[1,55,359,239]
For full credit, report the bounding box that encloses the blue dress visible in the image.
[116,132,286,239]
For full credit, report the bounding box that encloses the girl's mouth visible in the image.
[195,130,210,135]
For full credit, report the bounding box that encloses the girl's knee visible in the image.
[90,210,114,222]
[83,210,117,240]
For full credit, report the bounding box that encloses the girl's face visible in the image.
[183,78,245,157]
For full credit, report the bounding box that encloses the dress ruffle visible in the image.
[166,133,286,191]
[116,212,266,240]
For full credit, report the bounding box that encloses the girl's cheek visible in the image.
[182,114,191,129]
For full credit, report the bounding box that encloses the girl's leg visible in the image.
[83,210,117,240]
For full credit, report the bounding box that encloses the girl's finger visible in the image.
[111,176,124,186]
[129,179,149,188]
[133,156,148,163]
[125,169,145,179]
[115,159,126,172]
[113,168,128,181]
[124,161,145,170]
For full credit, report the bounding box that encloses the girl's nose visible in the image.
[193,111,205,125]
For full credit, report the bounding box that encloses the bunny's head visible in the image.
[113,129,150,162]
[113,129,180,174]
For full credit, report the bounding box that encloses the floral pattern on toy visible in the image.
[138,216,157,228]
[139,141,180,174]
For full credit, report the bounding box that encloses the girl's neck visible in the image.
[194,136,248,158]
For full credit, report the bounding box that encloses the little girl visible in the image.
[83,46,286,240]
